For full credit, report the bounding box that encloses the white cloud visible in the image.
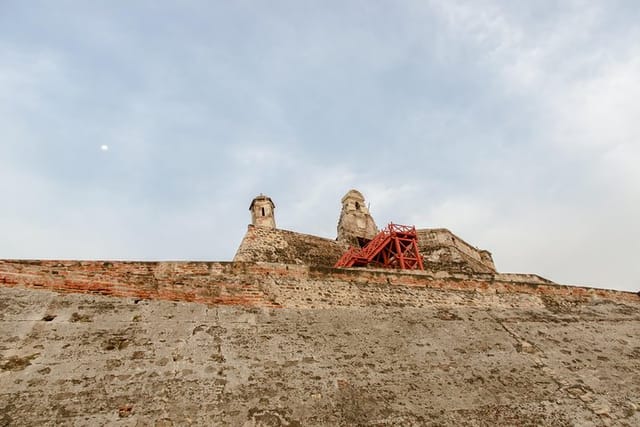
[550,55,640,146]
[2,1,639,291]
[227,143,294,168]
[388,1,640,291]
[0,44,62,110]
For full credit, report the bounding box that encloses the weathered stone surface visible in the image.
[0,260,635,309]
[234,226,347,267]
[249,194,276,229]
[337,189,378,246]
[417,229,496,274]
[1,260,639,426]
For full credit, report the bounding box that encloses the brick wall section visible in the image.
[0,260,281,308]
[0,260,637,309]
[233,225,347,266]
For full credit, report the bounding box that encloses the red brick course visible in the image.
[0,260,637,307]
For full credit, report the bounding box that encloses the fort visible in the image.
[1,190,639,426]
[235,189,496,274]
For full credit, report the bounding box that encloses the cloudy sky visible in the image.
[1,1,639,291]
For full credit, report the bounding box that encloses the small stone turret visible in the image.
[337,189,378,245]
[250,194,276,229]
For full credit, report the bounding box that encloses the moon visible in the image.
[100,145,109,151]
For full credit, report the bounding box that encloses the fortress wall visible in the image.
[300,266,639,305]
[0,260,281,308]
[418,229,485,261]
[417,229,496,272]
[233,226,346,267]
[2,272,640,425]
[1,260,637,311]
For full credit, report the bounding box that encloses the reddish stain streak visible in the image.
[0,260,637,308]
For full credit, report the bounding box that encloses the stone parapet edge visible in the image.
[0,260,637,307]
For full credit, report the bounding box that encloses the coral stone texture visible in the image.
[233,226,347,267]
[416,229,496,274]
[1,260,640,426]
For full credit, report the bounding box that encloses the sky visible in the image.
[1,1,639,292]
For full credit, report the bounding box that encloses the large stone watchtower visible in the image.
[337,189,378,245]
[250,194,276,229]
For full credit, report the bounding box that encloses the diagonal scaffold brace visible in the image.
[334,223,424,270]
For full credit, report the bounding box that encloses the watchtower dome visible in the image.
[250,194,276,229]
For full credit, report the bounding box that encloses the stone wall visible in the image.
[233,226,347,267]
[1,260,637,310]
[1,259,639,425]
[0,260,281,308]
[417,228,497,274]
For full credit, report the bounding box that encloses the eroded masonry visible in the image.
[1,190,639,426]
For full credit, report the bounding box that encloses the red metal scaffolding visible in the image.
[334,223,424,270]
